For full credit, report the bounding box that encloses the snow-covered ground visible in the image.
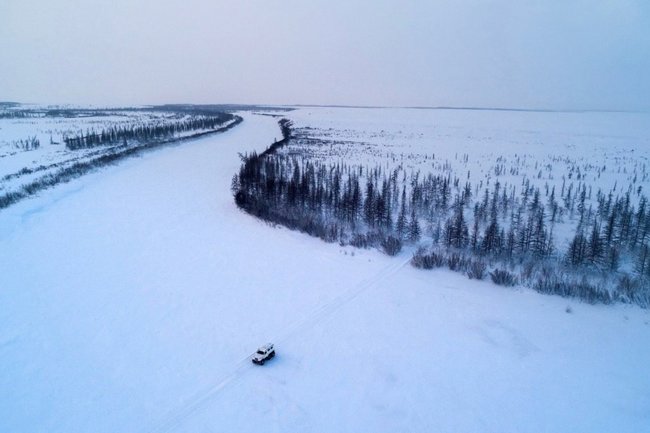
[1,111,649,433]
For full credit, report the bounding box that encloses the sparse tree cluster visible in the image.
[13,136,40,151]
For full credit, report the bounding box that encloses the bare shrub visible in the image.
[381,235,402,256]
[447,253,462,271]
[467,260,487,280]
[533,275,612,305]
[490,269,518,286]
[411,248,446,270]
[520,260,536,283]
[616,275,650,308]
[350,234,370,249]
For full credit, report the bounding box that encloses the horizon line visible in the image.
[286,103,650,114]
[3,101,649,114]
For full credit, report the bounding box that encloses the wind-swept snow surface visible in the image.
[0,112,649,433]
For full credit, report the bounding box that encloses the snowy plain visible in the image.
[0,110,649,433]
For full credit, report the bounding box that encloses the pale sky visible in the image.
[1,0,649,110]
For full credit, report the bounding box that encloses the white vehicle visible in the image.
[251,343,275,365]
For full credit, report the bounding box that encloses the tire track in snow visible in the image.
[148,353,254,433]
[147,255,411,433]
[274,255,411,346]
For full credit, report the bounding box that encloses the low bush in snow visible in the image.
[533,275,611,305]
[411,248,446,269]
[467,260,487,280]
[490,269,518,287]
[381,235,402,256]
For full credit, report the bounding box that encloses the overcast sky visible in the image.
[1,0,648,110]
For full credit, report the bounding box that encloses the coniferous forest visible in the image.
[234,119,650,307]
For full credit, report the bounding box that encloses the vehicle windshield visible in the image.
[257,350,265,355]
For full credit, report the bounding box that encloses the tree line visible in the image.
[65,113,232,150]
